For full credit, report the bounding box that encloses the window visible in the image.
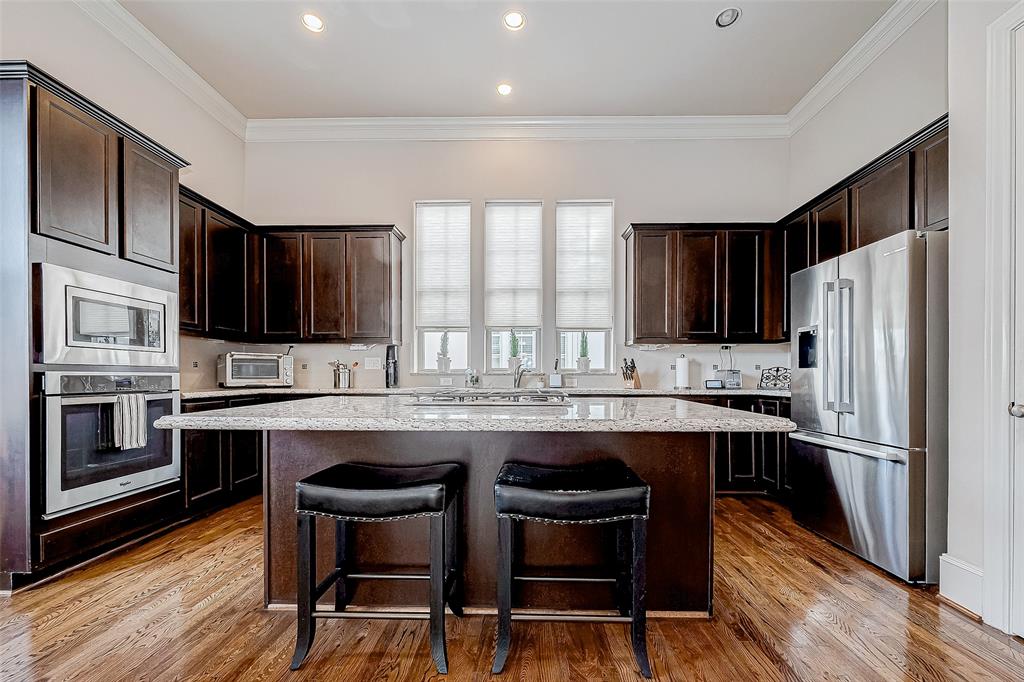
[485,201,543,372]
[415,201,471,371]
[556,201,613,372]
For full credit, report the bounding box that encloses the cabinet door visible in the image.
[779,400,794,496]
[261,233,303,339]
[205,212,248,338]
[913,129,949,231]
[676,231,724,341]
[122,139,179,271]
[758,400,781,492]
[226,398,262,498]
[633,230,677,342]
[178,197,206,333]
[715,398,761,492]
[850,153,911,250]
[783,213,811,338]
[35,88,119,254]
[347,232,393,340]
[724,231,762,341]
[304,232,347,340]
[183,401,228,509]
[811,189,848,263]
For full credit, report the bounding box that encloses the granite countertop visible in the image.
[180,386,792,400]
[157,395,796,433]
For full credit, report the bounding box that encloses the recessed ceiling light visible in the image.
[301,13,325,33]
[496,83,513,96]
[502,10,526,31]
[715,7,741,28]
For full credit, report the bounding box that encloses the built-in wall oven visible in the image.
[37,263,179,368]
[43,372,181,517]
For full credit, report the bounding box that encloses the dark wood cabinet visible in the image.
[676,231,724,341]
[913,129,949,231]
[724,231,763,341]
[225,398,262,497]
[850,153,911,250]
[714,398,761,493]
[121,139,179,271]
[781,213,811,339]
[35,87,120,255]
[630,229,677,342]
[347,231,398,341]
[304,232,347,340]
[758,399,783,492]
[178,197,206,333]
[183,400,228,510]
[811,189,849,263]
[205,212,249,338]
[261,233,304,339]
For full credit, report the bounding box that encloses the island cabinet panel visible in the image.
[178,197,206,333]
[758,399,783,492]
[35,87,120,255]
[261,233,304,339]
[346,232,394,341]
[121,139,179,272]
[183,400,229,511]
[225,398,262,498]
[205,212,249,339]
[303,232,347,340]
[811,189,849,263]
[714,398,762,493]
[632,229,677,342]
[913,128,949,231]
[676,231,724,341]
[724,231,762,341]
[850,152,911,250]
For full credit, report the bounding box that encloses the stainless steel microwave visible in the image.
[217,352,294,387]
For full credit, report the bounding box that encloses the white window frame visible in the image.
[486,327,541,375]
[416,327,471,374]
[556,328,614,374]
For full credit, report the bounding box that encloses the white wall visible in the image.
[239,137,792,390]
[786,1,949,208]
[939,0,1016,616]
[0,0,245,213]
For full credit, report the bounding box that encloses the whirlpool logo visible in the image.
[119,480,132,487]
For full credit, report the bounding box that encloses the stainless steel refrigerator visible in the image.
[789,230,948,583]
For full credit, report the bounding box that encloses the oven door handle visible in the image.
[58,393,175,406]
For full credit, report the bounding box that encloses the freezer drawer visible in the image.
[788,431,927,582]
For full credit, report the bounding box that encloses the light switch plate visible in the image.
[439,377,453,386]
[365,356,382,370]
[350,344,371,351]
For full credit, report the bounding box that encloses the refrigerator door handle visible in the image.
[823,280,838,412]
[838,278,855,413]
[789,431,908,464]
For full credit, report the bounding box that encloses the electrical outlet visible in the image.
[301,363,308,370]
[755,364,761,370]
[439,377,453,386]
[365,356,382,370]
[712,364,719,370]
[191,361,199,369]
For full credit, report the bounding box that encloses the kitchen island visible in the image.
[157,395,794,617]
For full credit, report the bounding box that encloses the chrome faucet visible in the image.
[512,360,530,388]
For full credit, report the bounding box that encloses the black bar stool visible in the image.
[491,460,652,678]
[290,461,464,675]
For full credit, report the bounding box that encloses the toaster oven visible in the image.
[217,352,294,387]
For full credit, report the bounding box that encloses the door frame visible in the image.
[984,0,1024,635]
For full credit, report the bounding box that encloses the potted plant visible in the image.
[577,331,591,372]
[436,331,452,373]
[509,329,522,372]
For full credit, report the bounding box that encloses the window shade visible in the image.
[556,201,613,328]
[485,201,543,327]
[415,202,471,328]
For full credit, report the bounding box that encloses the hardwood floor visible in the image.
[3,496,1024,681]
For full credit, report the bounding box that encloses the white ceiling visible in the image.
[120,0,893,119]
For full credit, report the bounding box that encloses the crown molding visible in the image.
[786,0,940,135]
[244,115,792,143]
[72,0,247,140]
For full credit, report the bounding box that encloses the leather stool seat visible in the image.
[493,461,650,523]
[296,462,463,520]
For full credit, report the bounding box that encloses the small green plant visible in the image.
[509,329,520,358]
[579,331,589,359]
[438,330,450,358]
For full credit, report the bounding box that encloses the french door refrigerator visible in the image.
[789,230,948,583]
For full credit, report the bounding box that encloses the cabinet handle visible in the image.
[1009,403,1024,419]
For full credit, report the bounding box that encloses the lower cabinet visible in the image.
[699,396,792,497]
[183,397,263,513]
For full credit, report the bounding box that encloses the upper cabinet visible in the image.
[347,232,400,341]
[303,232,347,340]
[121,139,179,271]
[204,211,250,339]
[913,129,949,231]
[178,196,206,333]
[850,153,910,250]
[625,224,775,345]
[811,189,849,263]
[261,233,304,339]
[35,88,120,255]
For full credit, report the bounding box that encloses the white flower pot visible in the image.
[436,355,452,373]
[578,357,591,373]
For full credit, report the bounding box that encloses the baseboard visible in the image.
[939,553,984,617]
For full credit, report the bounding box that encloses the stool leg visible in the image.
[445,496,464,617]
[290,514,317,671]
[631,517,652,679]
[616,521,632,617]
[334,520,350,611]
[429,513,449,675]
[492,516,513,674]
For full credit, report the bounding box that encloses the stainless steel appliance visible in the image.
[789,230,948,583]
[38,264,179,368]
[43,371,181,517]
[217,352,294,387]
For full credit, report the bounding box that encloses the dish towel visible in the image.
[113,393,148,450]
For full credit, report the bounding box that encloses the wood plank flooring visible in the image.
[2,496,1023,681]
